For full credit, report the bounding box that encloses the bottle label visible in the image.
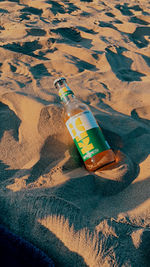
[59,86,74,101]
[66,110,110,161]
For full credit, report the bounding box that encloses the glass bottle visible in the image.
[54,77,115,171]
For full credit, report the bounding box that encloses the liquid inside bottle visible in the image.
[54,77,115,172]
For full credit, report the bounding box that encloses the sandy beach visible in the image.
[0,0,150,266]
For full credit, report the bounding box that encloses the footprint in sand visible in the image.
[30,63,51,79]
[80,0,93,2]
[51,27,82,42]
[66,54,98,72]
[20,6,43,16]
[129,16,149,25]
[130,26,150,48]
[105,46,145,81]
[48,0,66,15]
[2,40,42,58]
[49,0,79,15]
[115,3,134,16]
[26,28,47,37]
[0,8,8,14]
[19,6,43,23]
[99,21,118,31]
[131,105,150,127]
[51,27,93,48]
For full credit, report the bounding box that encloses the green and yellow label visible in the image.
[59,86,74,101]
[66,110,110,161]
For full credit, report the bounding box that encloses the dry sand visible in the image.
[0,0,150,266]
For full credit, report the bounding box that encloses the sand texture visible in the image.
[0,0,150,266]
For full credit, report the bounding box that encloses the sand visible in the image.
[0,0,150,266]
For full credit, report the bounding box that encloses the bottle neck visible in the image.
[61,93,75,104]
[56,80,74,104]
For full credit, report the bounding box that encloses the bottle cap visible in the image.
[54,77,66,88]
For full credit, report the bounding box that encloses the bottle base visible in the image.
[84,149,116,172]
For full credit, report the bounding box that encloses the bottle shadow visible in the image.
[93,150,139,196]
[26,134,68,185]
